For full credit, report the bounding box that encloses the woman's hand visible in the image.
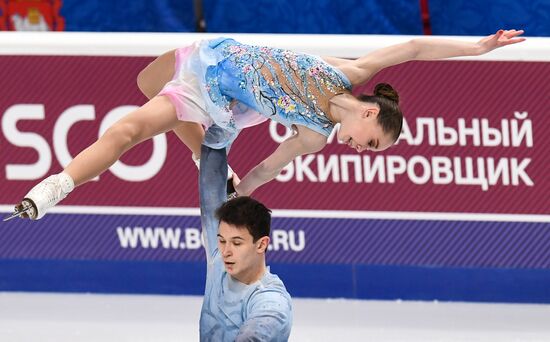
[227,172,241,200]
[476,29,526,55]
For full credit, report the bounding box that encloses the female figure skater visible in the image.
[11,29,525,220]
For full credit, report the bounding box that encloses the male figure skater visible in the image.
[198,143,292,341]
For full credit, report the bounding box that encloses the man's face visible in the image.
[217,221,268,284]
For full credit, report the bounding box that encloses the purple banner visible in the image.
[1,212,548,269]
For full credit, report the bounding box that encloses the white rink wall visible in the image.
[0,31,548,60]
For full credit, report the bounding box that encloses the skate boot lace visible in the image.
[41,176,65,206]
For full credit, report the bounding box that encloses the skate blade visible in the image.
[3,204,32,222]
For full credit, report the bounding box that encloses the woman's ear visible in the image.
[361,103,379,118]
[365,107,380,118]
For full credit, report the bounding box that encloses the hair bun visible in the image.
[374,83,399,104]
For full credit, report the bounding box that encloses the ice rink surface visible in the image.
[1,292,549,341]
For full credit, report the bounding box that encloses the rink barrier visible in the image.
[1,32,549,303]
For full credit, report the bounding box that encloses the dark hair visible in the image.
[215,196,271,242]
[357,83,403,143]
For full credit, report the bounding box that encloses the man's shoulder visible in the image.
[251,272,292,305]
[237,271,293,341]
[261,272,288,290]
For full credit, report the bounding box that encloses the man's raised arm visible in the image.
[199,144,228,262]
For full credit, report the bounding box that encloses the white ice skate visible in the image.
[4,173,74,221]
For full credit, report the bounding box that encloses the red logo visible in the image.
[1,0,64,31]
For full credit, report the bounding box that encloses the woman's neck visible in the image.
[328,93,355,124]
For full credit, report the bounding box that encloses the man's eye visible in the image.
[219,240,226,244]
[234,243,241,246]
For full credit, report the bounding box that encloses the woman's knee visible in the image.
[137,50,176,100]
[137,68,156,99]
[103,120,144,150]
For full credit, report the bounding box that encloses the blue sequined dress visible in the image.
[161,37,353,148]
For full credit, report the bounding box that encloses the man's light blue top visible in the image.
[199,144,292,341]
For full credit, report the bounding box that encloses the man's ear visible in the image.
[257,236,270,253]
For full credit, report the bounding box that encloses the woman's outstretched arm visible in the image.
[349,29,526,85]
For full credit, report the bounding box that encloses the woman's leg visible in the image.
[65,95,180,186]
[20,95,181,220]
[172,122,205,159]
[137,49,177,99]
[137,48,205,158]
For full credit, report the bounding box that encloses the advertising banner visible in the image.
[1,40,549,302]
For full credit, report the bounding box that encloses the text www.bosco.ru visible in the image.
[116,227,306,252]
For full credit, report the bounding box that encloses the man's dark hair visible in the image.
[215,196,271,242]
